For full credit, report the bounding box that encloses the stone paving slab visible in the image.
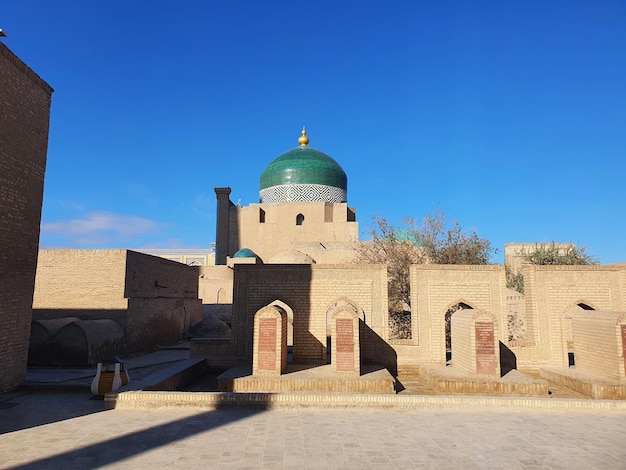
[1,391,626,469]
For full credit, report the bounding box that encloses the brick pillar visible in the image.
[214,187,232,265]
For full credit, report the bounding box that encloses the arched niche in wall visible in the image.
[445,301,474,365]
[268,299,294,352]
[563,301,596,367]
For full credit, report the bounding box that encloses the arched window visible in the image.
[259,208,265,223]
[296,213,305,226]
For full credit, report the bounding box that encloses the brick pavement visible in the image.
[1,391,626,469]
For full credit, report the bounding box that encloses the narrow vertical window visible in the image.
[259,208,265,223]
[296,213,305,226]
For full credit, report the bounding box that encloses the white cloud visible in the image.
[40,211,168,247]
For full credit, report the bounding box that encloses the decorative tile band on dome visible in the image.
[260,184,346,204]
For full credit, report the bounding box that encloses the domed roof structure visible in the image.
[268,249,316,264]
[233,248,257,258]
[259,128,347,204]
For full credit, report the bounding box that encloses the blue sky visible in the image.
[3,1,625,263]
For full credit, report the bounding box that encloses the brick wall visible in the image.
[231,264,388,367]
[125,250,199,299]
[571,311,626,380]
[33,250,202,355]
[198,265,233,304]
[231,201,359,263]
[0,43,53,393]
[34,250,129,309]
[451,310,499,376]
[407,265,506,366]
[519,265,625,369]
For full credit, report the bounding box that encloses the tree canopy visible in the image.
[518,242,598,266]
[506,242,599,294]
[355,210,495,338]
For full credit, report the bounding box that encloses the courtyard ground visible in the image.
[3,343,625,469]
[1,389,625,469]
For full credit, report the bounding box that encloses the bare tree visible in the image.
[356,209,494,339]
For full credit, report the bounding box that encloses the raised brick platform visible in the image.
[417,364,549,397]
[217,364,396,394]
[540,367,626,399]
[104,390,626,411]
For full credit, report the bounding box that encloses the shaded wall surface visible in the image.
[0,43,53,393]
[231,264,390,368]
[32,250,202,361]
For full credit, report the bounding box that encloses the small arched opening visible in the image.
[268,300,294,363]
[565,302,596,367]
[296,213,305,226]
[445,302,472,365]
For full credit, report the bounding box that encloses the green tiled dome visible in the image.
[260,146,347,190]
[233,248,257,258]
[259,129,348,204]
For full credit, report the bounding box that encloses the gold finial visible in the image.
[298,126,309,146]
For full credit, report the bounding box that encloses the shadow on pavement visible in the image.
[5,396,267,470]
[0,391,104,435]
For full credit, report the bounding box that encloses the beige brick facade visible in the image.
[32,249,202,358]
[216,193,358,265]
[197,261,626,380]
[34,250,129,310]
[570,311,626,381]
[0,43,53,393]
[198,265,233,304]
[451,310,500,376]
[229,264,391,369]
[403,265,506,367]
[517,264,626,369]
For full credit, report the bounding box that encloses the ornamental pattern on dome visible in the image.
[259,129,348,204]
[260,184,346,204]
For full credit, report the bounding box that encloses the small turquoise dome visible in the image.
[233,248,257,258]
[259,129,347,204]
[395,229,423,247]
